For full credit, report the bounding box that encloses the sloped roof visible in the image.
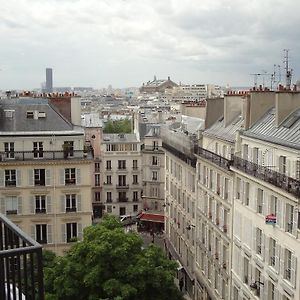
[243,107,300,150]
[0,98,73,133]
[203,115,244,143]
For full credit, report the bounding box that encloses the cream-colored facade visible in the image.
[101,133,143,217]
[0,98,93,255]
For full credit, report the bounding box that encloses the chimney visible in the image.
[168,76,170,81]
[275,91,300,126]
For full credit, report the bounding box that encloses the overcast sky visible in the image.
[0,0,300,89]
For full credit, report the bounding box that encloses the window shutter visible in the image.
[28,170,34,186]
[29,196,35,214]
[47,224,53,244]
[263,191,268,215]
[265,236,269,265]
[275,243,280,273]
[59,169,65,185]
[0,170,4,187]
[16,170,21,187]
[46,196,51,213]
[61,224,66,243]
[280,248,285,276]
[220,206,224,228]
[31,225,36,240]
[291,254,297,288]
[76,169,81,185]
[45,169,51,186]
[261,233,265,260]
[17,196,22,214]
[61,195,65,212]
[78,223,83,240]
[77,195,82,212]
[0,198,5,214]
[292,207,298,237]
[276,199,283,229]
[286,159,291,177]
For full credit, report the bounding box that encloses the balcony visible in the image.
[66,207,77,213]
[0,213,44,299]
[117,198,128,203]
[195,146,232,170]
[0,150,93,162]
[116,184,129,190]
[162,142,196,168]
[35,208,46,214]
[233,156,300,198]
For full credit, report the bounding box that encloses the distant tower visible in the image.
[45,68,53,93]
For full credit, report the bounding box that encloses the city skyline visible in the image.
[0,0,300,90]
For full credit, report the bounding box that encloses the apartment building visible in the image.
[194,93,245,300]
[231,91,300,300]
[163,123,201,299]
[0,97,93,255]
[101,133,143,217]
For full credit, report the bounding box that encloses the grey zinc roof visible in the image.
[203,115,244,143]
[0,98,73,132]
[102,133,139,143]
[243,107,300,150]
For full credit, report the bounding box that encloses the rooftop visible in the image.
[102,133,139,144]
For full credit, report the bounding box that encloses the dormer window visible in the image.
[4,110,14,119]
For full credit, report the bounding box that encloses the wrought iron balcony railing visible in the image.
[116,184,129,189]
[195,146,232,170]
[0,150,92,162]
[0,213,44,300]
[233,156,300,198]
[162,142,196,168]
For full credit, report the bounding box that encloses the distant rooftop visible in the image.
[81,113,103,128]
[102,133,139,143]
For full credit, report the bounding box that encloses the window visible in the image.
[106,192,112,203]
[33,142,43,158]
[252,147,259,164]
[243,144,248,160]
[36,224,47,244]
[34,169,45,186]
[95,162,100,173]
[236,178,241,199]
[286,204,294,233]
[66,223,77,243]
[254,268,262,297]
[95,174,100,186]
[4,142,14,159]
[224,178,229,200]
[27,111,34,119]
[257,188,263,214]
[244,182,250,206]
[106,205,112,213]
[269,238,276,267]
[106,160,112,170]
[120,207,126,216]
[268,281,275,300]
[106,175,112,185]
[94,192,101,202]
[133,160,138,169]
[133,204,138,212]
[65,168,76,185]
[5,196,18,215]
[153,141,158,150]
[5,170,16,186]
[152,171,158,181]
[118,191,127,202]
[118,160,126,169]
[152,156,158,165]
[66,194,76,212]
[279,155,287,174]
[35,195,46,214]
[118,175,126,186]
[133,191,138,202]
[133,175,138,184]
[269,195,277,216]
[63,141,74,157]
[284,249,292,281]
[256,228,263,255]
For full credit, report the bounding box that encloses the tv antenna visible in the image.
[283,49,293,90]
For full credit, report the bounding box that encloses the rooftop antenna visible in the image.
[283,49,293,90]
[250,73,262,89]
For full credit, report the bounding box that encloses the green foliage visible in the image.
[44,216,183,300]
[103,119,132,134]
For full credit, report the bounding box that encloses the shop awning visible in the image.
[139,213,165,223]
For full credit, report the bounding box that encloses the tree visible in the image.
[45,216,183,300]
[103,119,132,134]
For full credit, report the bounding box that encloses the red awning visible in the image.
[139,213,165,223]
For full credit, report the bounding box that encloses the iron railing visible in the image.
[0,213,44,300]
[162,142,196,168]
[195,146,232,170]
[233,156,300,198]
[115,184,129,189]
[0,150,92,162]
